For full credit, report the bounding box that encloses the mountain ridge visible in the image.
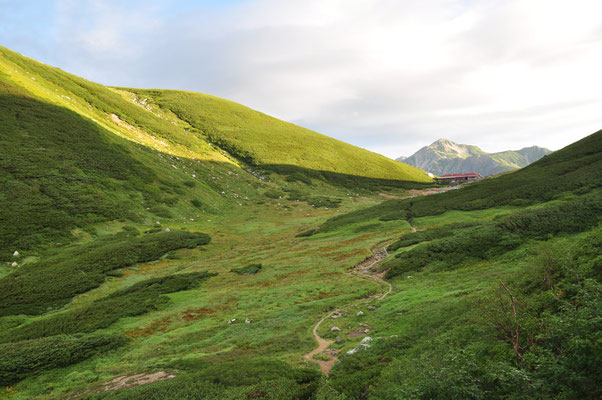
[397,138,552,176]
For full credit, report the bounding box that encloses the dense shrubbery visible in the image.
[231,263,262,275]
[0,92,160,257]
[386,195,601,278]
[497,194,602,238]
[386,224,521,278]
[283,188,342,208]
[387,222,476,251]
[3,271,215,342]
[0,230,211,315]
[0,333,126,386]
[85,359,321,400]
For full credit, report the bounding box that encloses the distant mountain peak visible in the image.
[397,139,552,176]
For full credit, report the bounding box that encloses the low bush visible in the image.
[386,224,520,278]
[388,222,476,252]
[0,230,211,316]
[385,196,601,278]
[231,263,262,275]
[3,272,216,342]
[0,333,126,386]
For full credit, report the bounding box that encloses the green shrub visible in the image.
[0,333,126,386]
[3,272,216,341]
[231,263,262,275]
[0,231,211,316]
[296,229,317,238]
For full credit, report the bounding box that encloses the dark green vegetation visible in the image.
[85,359,321,400]
[0,46,600,400]
[1,271,215,342]
[386,194,601,278]
[0,230,211,316]
[0,92,153,257]
[0,334,126,387]
[231,263,263,275]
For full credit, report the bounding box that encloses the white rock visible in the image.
[245,318,252,324]
[164,228,171,232]
[11,261,18,267]
[13,251,19,257]
[228,318,237,324]
[360,337,372,345]
[331,327,341,332]
[356,311,364,317]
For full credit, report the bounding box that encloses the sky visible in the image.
[1,0,602,158]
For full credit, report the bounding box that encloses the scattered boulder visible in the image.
[346,336,373,355]
[228,318,237,324]
[245,318,252,324]
[11,261,18,267]
[331,312,342,319]
[12,251,19,257]
[164,227,171,232]
[331,326,341,332]
[367,305,376,311]
[336,337,344,344]
[356,311,364,317]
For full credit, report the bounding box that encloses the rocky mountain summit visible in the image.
[397,139,552,176]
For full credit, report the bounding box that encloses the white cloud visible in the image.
[6,0,602,157]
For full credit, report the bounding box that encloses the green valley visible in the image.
[0,45,600,400]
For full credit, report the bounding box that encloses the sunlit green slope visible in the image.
[0,45,430,183]
[119,88,432,182]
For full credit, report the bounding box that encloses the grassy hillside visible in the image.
[0,45,430,184]
[120,88,431,182]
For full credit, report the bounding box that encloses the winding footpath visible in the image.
[304,239,396,374]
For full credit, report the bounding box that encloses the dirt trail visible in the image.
[304,310,339,374]
[407,219,417,232]
[304,241,393,375]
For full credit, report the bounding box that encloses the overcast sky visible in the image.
[1,0,601,158]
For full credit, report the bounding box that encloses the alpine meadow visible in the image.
[0,38,600,400]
